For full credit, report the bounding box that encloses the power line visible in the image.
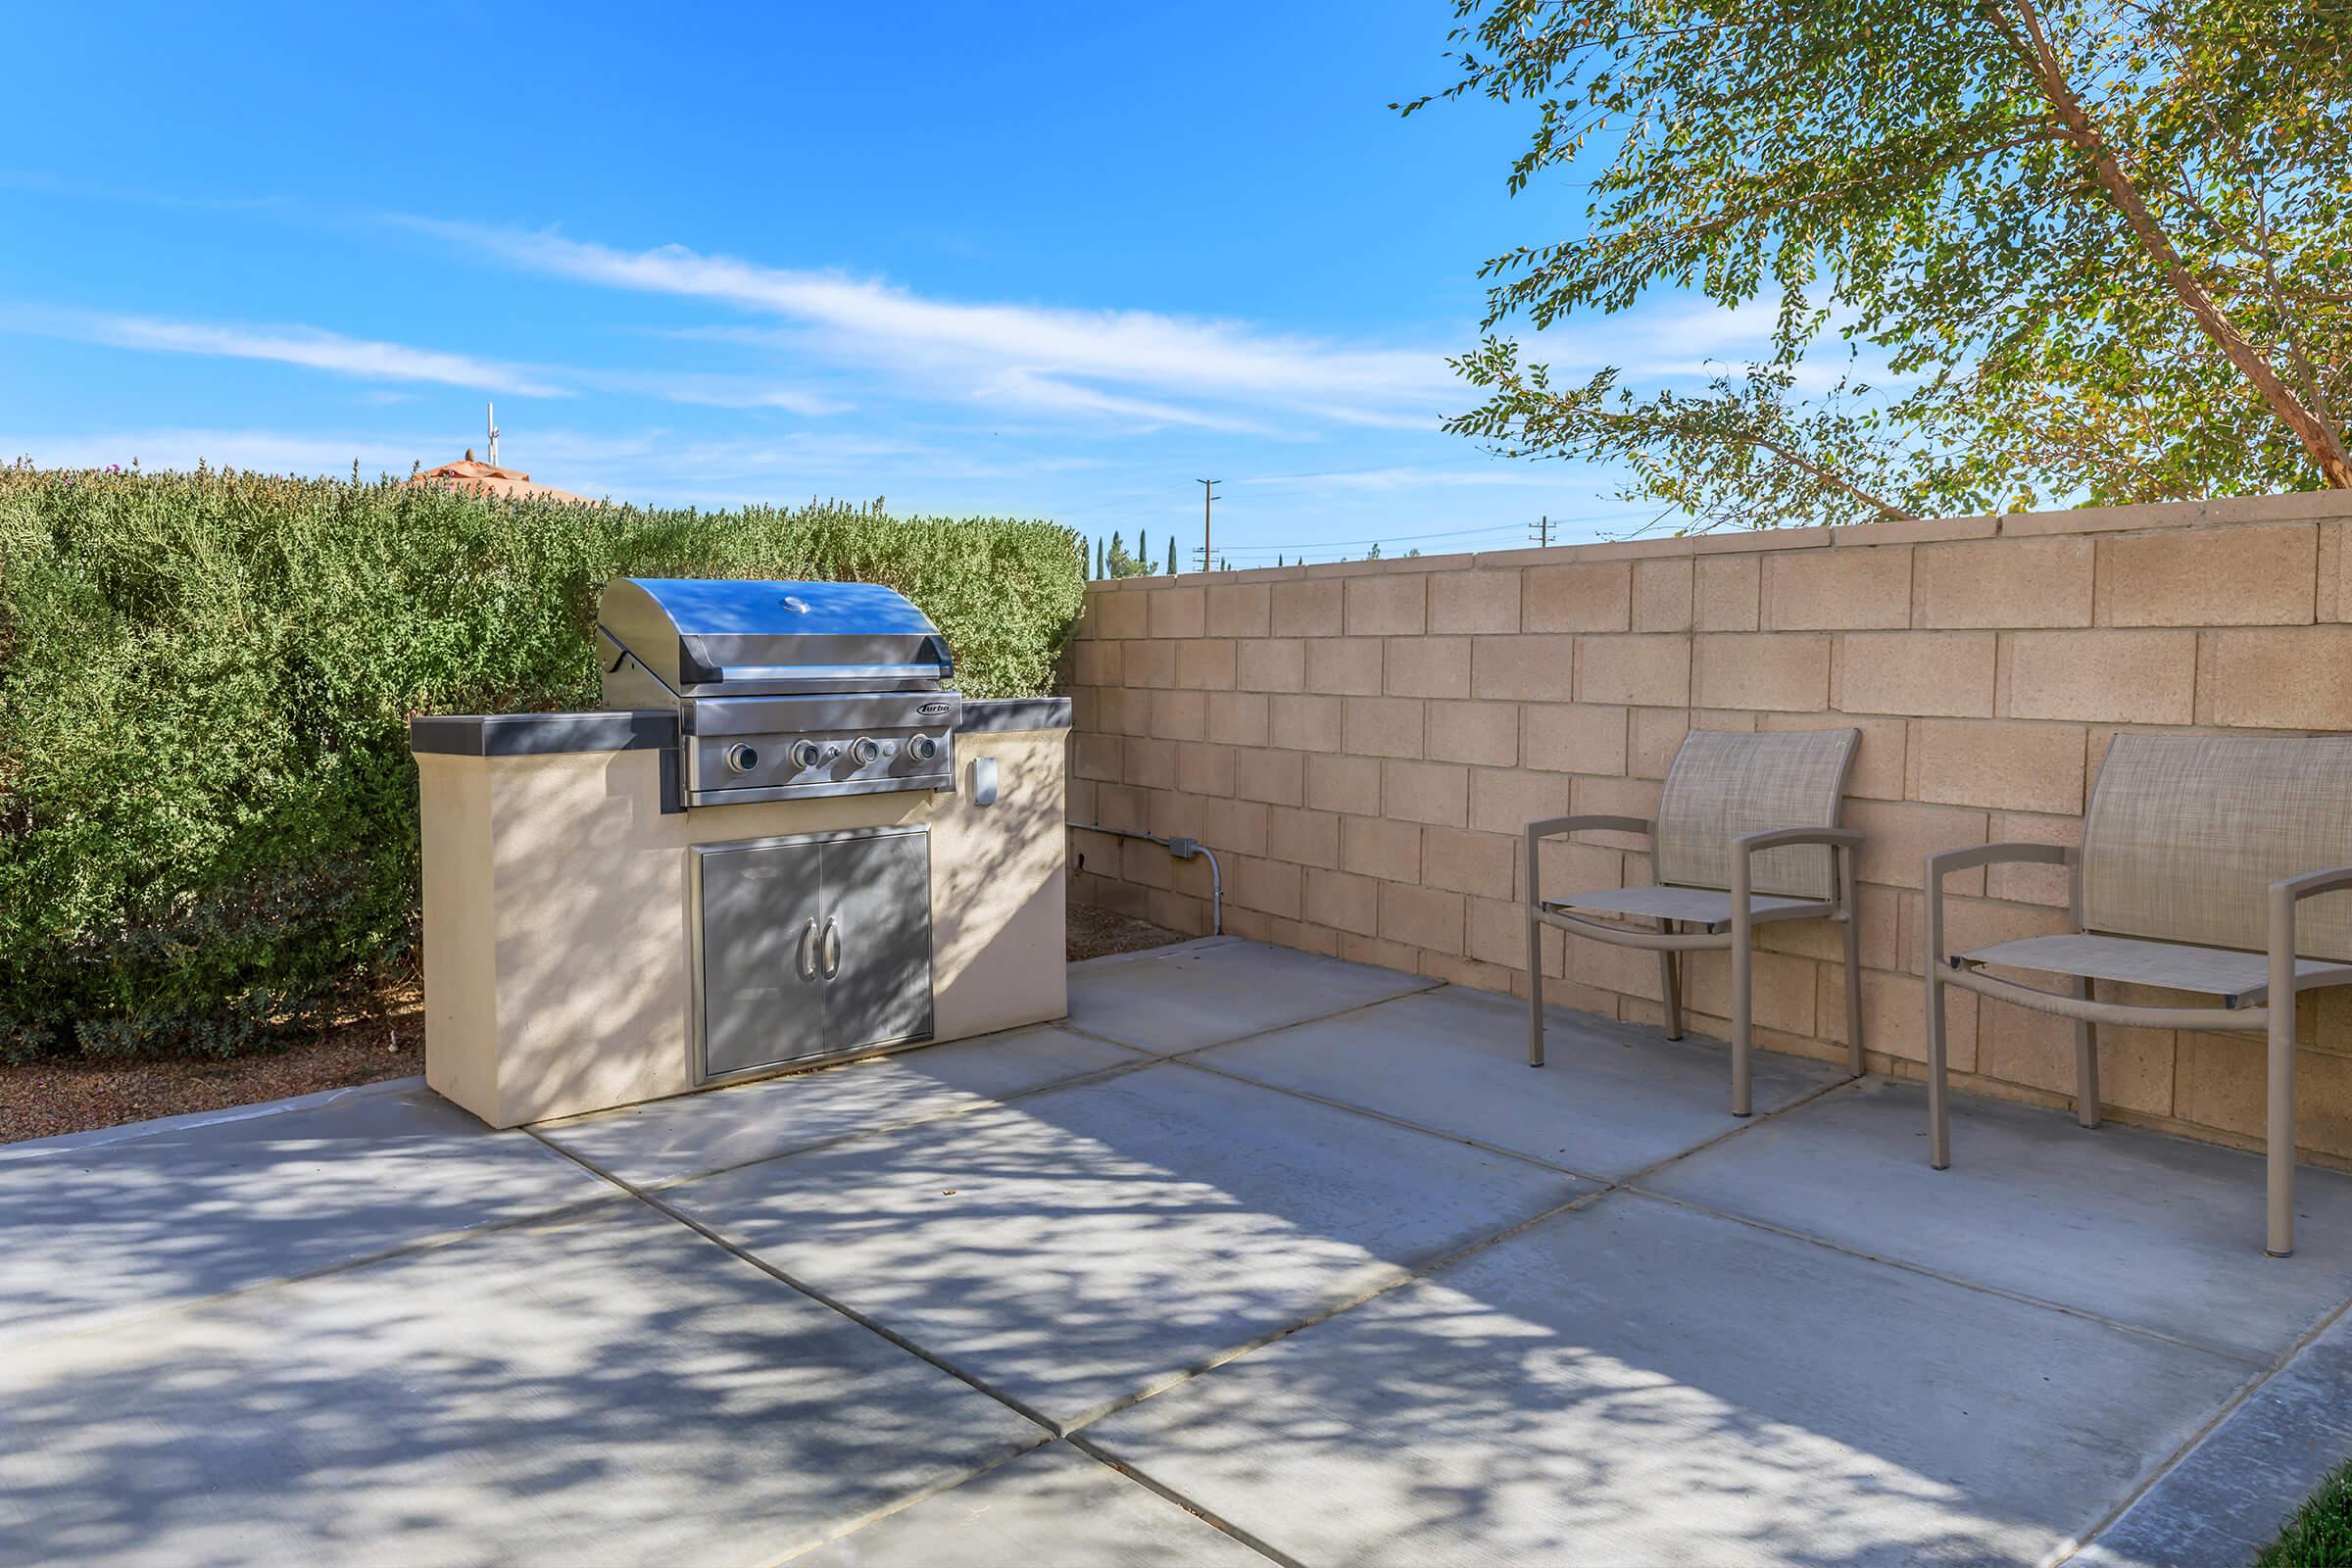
[1212,520,1529,554]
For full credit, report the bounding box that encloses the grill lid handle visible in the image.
[705,662,950,684]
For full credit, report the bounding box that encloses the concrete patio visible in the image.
[7,937,2352,1566]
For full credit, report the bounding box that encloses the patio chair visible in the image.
[1525,728,1866,1116]
[1924,733,2352,1258]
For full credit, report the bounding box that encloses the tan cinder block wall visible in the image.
[1064,493,2352,1163]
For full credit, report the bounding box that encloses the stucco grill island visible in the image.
[410,577,1071,1128]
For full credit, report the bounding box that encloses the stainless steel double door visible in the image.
[695,825,933,1079]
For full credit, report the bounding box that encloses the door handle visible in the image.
[820,916,842,979]
[796,917,820,982]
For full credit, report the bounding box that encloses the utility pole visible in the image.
[1196,478,1221,573]
[1528,514,1554,548]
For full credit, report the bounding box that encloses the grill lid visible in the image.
[599,577,955,696]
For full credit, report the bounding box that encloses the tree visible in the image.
[1105,531,1149,578]
[1167,537,1179,573]
[1139,529,1152,573]
[1095,537,1105,578]
[1404,0,2352,528]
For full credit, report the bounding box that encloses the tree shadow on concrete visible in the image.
[0,1205,1044,1567]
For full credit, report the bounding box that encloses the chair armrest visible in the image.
[1734,827,1864,854]
[2268,867,2352,997]
[2276,866,2352,904]
[1726,827,1865,922]
[1526,814,1653,841]
[1524,816,1653,910]
[1926,841,2075,881]
[1922,843,2078,972]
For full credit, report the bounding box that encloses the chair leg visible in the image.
[1839,853,1864,1079]
[1659,921,1684,1041]
[2268,1000,2296,1258]
[2073,976,2101,1129]
[1927,968,1951,1169]
[1730,927,1753,1117]
[1526,903,1545,1069]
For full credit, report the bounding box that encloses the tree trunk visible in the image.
[2001,0,2352,488]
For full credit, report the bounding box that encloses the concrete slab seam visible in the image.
[580,1047,1171,1200]
[1168,1052,1620,1181]
[1047,1185,1608,1442]
[527,1008,1137,1133]
[2052,1290,2352,1567]
[521,1125,1071,1440]
[1056,972,1446,1066]
[1038,1026,1866,1445]
[1152,975,1449,1060]
[1061,1433,1310,1568]
[538,959,1447,1200]
[750,1438,1065,1568]
[1622,1185,2275,1372]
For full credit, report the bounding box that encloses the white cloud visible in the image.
[567,368,845,415]
[3,307,572,397]
[406,220,1462,431]
[0,305,844,414]
[973,368,1271,433]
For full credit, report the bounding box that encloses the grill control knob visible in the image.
[723,743,760,775]
[788,738,823,771]
[850,736,883,766]
[907,734,940,762]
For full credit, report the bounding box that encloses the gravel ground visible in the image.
[1066,903,1188,961]
[4,907,1189,1145]
[0,986,424,1146]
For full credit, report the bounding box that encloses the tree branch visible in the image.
[1484,406,1921,522]
[1991,0,2352,486]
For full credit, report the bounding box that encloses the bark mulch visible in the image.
[4,906,1191,1146]
[1066,903,1188,962]
[0,985,424,1147]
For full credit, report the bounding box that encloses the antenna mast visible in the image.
[486,403,501,467]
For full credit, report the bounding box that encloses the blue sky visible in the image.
[0,1,1775,563]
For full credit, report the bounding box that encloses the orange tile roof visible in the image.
[407,454,601,505]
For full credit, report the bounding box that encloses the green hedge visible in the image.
[0,466,1085,1060]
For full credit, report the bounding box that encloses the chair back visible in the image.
[2081,733,2352,960]
[1653,729,1859,900]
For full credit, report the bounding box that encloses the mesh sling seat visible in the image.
[1924,733,2352,1257]
[1525,728,1866,1116]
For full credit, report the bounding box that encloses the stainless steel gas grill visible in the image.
[597,577,960,808]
